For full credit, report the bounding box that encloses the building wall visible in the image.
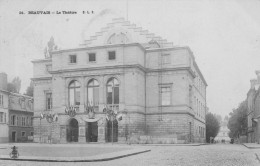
[32,19,207,144]
[0,91,9,142]
[9,110,33,142]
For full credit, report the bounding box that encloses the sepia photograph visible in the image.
[1,0,260,165]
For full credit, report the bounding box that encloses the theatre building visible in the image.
[32,18,207,144]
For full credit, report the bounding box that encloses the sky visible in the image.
[1,0,260,119]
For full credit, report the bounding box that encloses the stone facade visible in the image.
[247,71,260,143]
[32,18,207,144]
[0,73,9,143]
[0,73,34,143]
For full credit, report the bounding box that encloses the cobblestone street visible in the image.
[1,144,260,166]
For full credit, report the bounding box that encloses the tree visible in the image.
[228,101,247,139]
[24,81,34,97]
[206,112,220,143]
[7,77,22,93]
[7,83,17,93]
[12,77,21,93]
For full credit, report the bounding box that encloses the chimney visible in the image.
[0,72,7,90]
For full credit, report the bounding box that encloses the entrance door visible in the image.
[67,118,79,142]
[11,131,16,142]
[107,119,118,142]
[86,122,98,142]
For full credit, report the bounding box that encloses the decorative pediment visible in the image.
[80,18,173,48]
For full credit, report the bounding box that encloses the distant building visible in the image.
[215,116,230,143]
[0,72,34,143]
[32,18,207,144]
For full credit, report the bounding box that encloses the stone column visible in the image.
[98,118,106,143]
[78,124,86,143]
[80,77,85,112]
[117,115,127,143]
[60,125,67,143]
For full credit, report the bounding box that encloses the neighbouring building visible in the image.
[32,18,207,144]
[9,93,34,142]
[0,73,9,142]
[0,72,34,143]
[247,70,260,143]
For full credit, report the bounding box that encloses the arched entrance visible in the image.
[67,118,78,142]
[106,119,118,142]
[86,122,98,142]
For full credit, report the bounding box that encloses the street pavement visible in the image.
[0,143,260,166]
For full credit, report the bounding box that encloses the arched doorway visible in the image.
[106,119,118,142]
[67,118,78,142]
[86,122,98,142]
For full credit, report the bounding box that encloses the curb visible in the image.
[135,143,207,146]
[0,149,151,162]
[242,144,260,149]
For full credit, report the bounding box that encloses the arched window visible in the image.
[106,78,119,106]
[69,80,80,106]
[107,32,129,44]
[87,79,99,106]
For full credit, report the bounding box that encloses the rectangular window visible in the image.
[108,51,116,60]
[31,117,33,126]
[10,115,16,126]
[0,112,3,123]
[21,131,26,137]
[69,55,77,64]
[46,93,52,110]
[75,89,80,105]
[107,86,112,104]
[0,94,3,106]
[31,132,34,136]
[22,117,25,126]
[88,53,96,62]
[189,85,192,108]
[160,86,171,106]
[88,87,99,106]
[162,54,170,64]
[17,116,19,126]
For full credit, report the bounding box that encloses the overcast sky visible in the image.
[1,0,260,118]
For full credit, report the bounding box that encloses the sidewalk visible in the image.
[243,143,260,149]
[0,142,205,162]
[0,143,151,162]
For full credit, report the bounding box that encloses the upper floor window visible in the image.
[69,55,77,64]
[22,117,26,126]
[0,94,3,106]
[108,51,116,60]
[107,78,119,105]
[162,54,170,64]
[87,79,99,106]
[10,115,16,126]
[45,65,52,73]
[46,92,52,111]
[69,80,80,106]
[0,112,4,123]
[160,86,171,106]
[88,53,96,62]
[189,85,193,108]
